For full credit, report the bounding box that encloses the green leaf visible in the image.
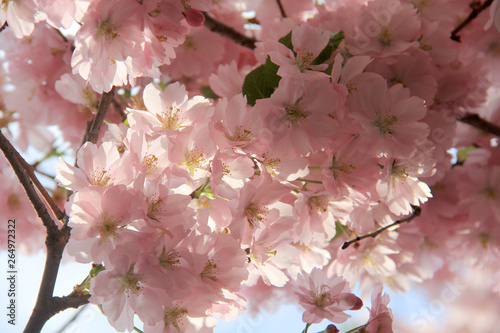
[199,86,220,100]
[278,31,293,50]
[456,145,476,163]
[242,57,281,106]
[310,30,345,66]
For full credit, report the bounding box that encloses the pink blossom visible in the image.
[376,159,432,216]
[0,0,38,38]
[71,0,145,92]
[256,77,341,156]
[128,82,211,137]
[90,245,164,331]
[296,268,363,324]
[347,73,430,158]
[66,185,145,264]
[348,0,421,57]
[268,23,330,79]
[209,94,269,155]
[363,286,393,333]
[486,0,500,33]
[56,141,121,191]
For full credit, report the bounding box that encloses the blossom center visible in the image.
[120,265,142,294]
[245,203,269,228]
[378,27,392,46]
[142,153,159,175]
[330,155,355,179]
[484,187,497,200]
[95,214,119,241]
[479,231,490,249]
[201,259,219,281]
[374,112,398,135]
[314,285,332,308]
[147,197,163,221]
[182,147,206,176]
[308,195,329,214]
[158,248,181,270]
[156,106,183,130]
[97,19,119,40]
[295,49,315,72]
[227,126,254,143]
[285,100,310,126]
[391,163,409,181]
[164,306,188,330]
[89,168,112,187]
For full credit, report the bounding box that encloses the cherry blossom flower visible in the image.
[296,268,363,324]
[268,23,330,79]
[0,0,38,38]
[71,0,145,92]
[376,159,432,216]
[347,73,430,158]
[56,141,122,192]
[363,285,393,333]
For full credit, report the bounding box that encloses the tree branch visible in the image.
[342,206,422,249]
[451,0,494,42]
[202,12,257,50]
[457,112,500,137]
[0,131,59,232]
[81,89,115,145]
[0,131,90,333]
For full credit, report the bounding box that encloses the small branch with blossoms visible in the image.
[451,0,495,41]
[342,206,422,250]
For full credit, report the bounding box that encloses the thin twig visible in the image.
[81,89,115,145]
[7,143,67,222]
[276,0,287,18]
[33,167,56,180]
[202,12,257,50]
[0,131,59,232]
[55,305,88,333]
[342,206,422,250]
[451,0,494,42]
[457,112,500,137]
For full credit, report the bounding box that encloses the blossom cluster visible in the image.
[1,0,500,332]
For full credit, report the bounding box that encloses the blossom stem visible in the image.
[133,327,145,333]
[302,323,312,333]
[191,177,211,198]
[202,12,257,49]
[457,112,500,137]
[342,205,422,249]
[344,324,367,333]
[276,0,287,18]
[55,305,88,333]
[81,88,115,145]
[296,178,323,184]
[451,0,494,42]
